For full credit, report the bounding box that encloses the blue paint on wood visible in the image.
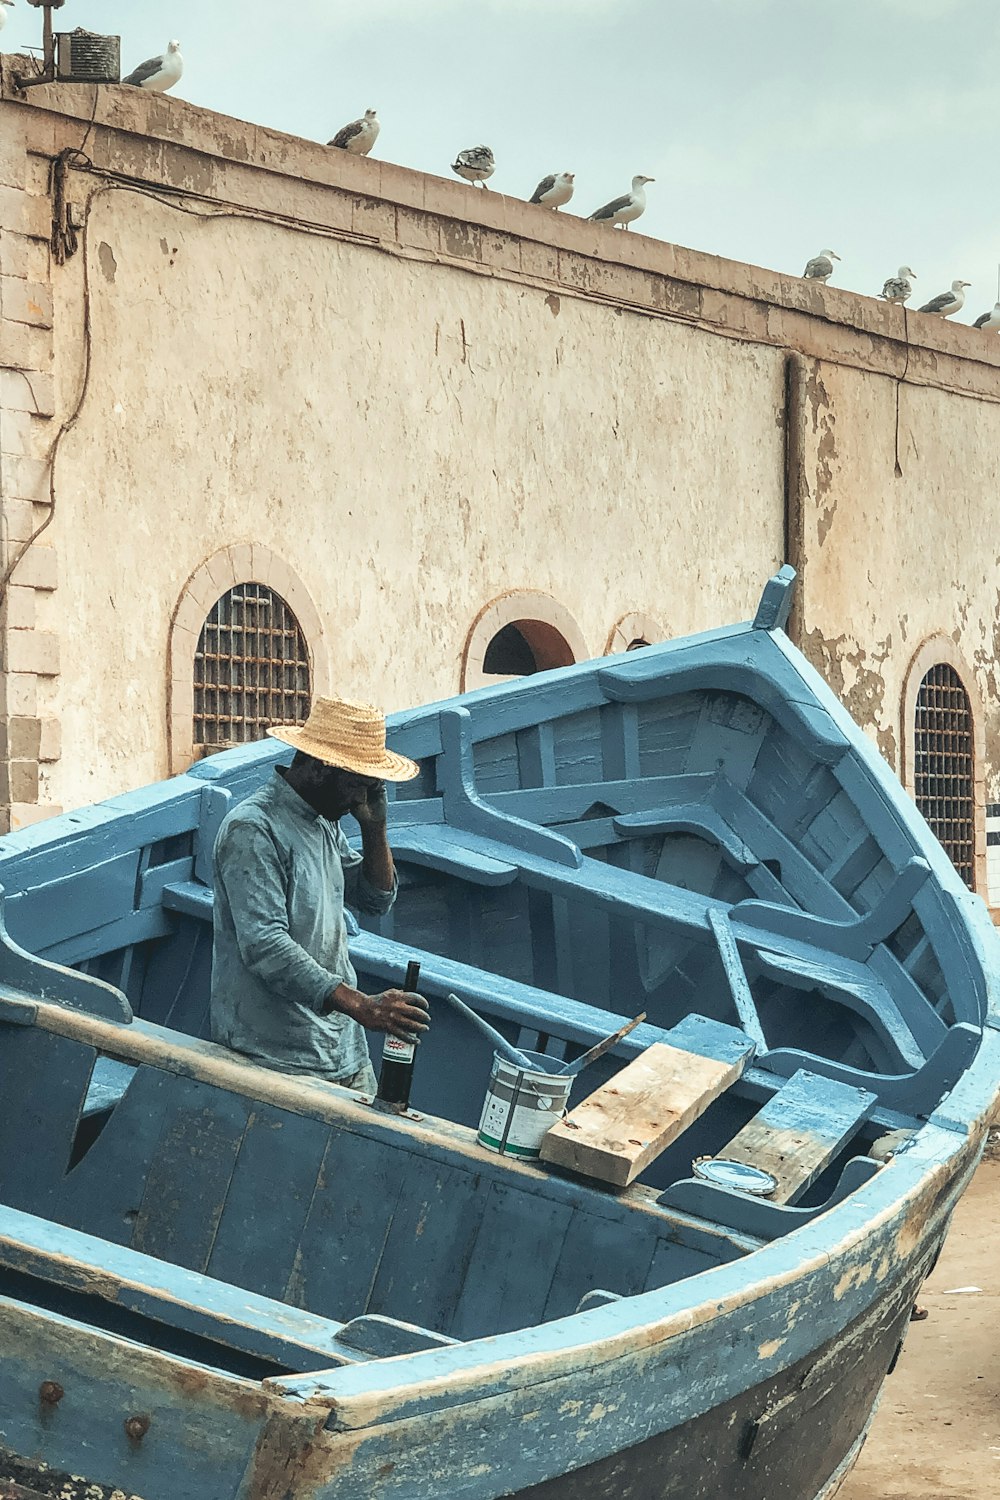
[337,1313,457,1357]
[438,707,583,868]
[708,908,768,1050]
[0,889,130,1022]
[752,564,797,631]
[366,1156,485,1331]
[131,1078,252,1272]
[712,1068,877,1205]
[614,802,758,871]
[0,1203,360,1372]
[0,1028,95,1206]
[284,1129,408,1318]
[450,1182,574,1339]
[542,1208,660,1320]
[0,569,997,1499]
[206,1105,332,1301]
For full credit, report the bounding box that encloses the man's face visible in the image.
[297,757,379,820]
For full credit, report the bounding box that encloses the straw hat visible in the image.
[268,696,419,781]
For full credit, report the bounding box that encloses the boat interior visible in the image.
[0,589,987,1378]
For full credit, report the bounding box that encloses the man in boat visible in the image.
[210,695,429,1092]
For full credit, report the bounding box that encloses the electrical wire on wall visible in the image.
[5,141,997,599]
[0,149,385,605]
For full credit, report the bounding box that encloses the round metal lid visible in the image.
[692,1158,778,1195]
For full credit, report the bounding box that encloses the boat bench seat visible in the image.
[702,1068,878,1206]
[0,1204,454,1373]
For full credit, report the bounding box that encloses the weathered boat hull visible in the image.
[0,1095,987,1500]
[0,1275,908,1500]
[1,569,998,1499]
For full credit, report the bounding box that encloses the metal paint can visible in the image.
[476,1050,572,1158]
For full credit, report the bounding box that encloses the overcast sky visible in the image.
[7,0,1000,317]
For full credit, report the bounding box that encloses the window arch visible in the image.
[913,664,975,888]
[169,545,328,773]
[604,611,665,656]
[461,591,589,691]
[902,638,984,893]
[193,583,311,753]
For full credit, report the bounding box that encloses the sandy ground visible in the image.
[839,1137,1000,1500]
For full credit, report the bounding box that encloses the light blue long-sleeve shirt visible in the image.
[210,768,397,1081]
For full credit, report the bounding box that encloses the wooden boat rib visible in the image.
[0,567,997,1500]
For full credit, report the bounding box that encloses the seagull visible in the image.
[879,266,916,304]
[0,1,14,36]
[122,39,183,91]
[451,146,495,188]
[529,172,575,209]
[587,175,654,230]
[973,303,1000,331]
[327,109,380,156]
[803,250,840,283]
[917,280,970,317]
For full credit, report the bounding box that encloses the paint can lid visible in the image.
[692,1158,777,1195]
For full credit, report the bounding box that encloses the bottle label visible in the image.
[382,1034,415,1063]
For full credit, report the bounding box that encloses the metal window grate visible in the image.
[914,663,976,889]
[193,583,311,750]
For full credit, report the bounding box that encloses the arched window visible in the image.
[482,619,576,677]
[193,583,311,752]
[913,662,976,889]
[604,611,664,656]
[461,591,589,691]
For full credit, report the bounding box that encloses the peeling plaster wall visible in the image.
[794,358,1000,796]
[43,193,783,809]
[3,76,1000,858]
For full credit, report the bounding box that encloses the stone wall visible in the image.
[0,62,998,901]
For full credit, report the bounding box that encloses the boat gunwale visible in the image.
[9,994,997,1432]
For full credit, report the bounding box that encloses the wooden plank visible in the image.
[132,1077,252,1271]
[706,1067,877,1204]
[541,1205,660,1320]
[449,1182,574,1340]
[540,1041,749,1187]
[2,850,140,952]
[366,1157,486,1332]
[207,1104,332,1300]
[40,906,175,966]
[0,1029,96,1207]
[35,1065,178,1243]
[284,1130,408,1320]
[195,784,232,884]
[707,907,767,1050]
[0,1202,357,1373]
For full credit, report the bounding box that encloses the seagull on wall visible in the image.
[879,266,916,304]
[587,175,654,229]
[803,250,840,283]
[973,303,1000,331]
[529,172,575,209]
[327,109,380,155]
[122,39,184,91]
[452,146,495,187]
[917,280,970,317]
[0,1,14,35]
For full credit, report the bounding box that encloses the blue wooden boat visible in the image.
[0,567,997,1500]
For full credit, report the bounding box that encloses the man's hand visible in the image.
[329,984,429,1043]
[351,781,388,830]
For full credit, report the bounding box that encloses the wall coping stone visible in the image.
[2,58,1000,400]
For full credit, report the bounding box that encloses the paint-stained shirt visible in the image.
[210,768,396,1081]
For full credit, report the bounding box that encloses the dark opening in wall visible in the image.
[914,662,976,889]
[482,619,577,677]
